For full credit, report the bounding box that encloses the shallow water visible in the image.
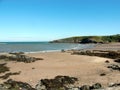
[0,42,95,53]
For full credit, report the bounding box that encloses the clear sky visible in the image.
[0,0,120,41]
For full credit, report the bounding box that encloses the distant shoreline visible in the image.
[50,34,120,44]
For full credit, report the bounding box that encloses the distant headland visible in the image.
[50,34,120,44]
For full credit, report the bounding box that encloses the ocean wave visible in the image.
[24,50,61,54]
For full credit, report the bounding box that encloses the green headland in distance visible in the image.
[50,34,120,44]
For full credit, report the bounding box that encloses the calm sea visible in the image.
[0,42,95,53]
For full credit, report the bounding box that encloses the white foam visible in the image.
[24,50,61,54]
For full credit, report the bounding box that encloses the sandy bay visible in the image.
[0,51,119,87]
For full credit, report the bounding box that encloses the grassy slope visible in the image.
[51,34,120,43]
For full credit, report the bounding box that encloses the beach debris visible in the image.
[0,79,36,90]
[0,53,43,63]
[0,63,9,73]
[0,71,21,79]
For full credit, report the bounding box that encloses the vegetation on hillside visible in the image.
[50,34,120,43]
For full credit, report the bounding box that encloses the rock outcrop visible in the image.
[0,76,120,90]
[107,64,120,71]
[0,79,36,90]
[114,58,120,63]
[0,63,9,73]
[72,50,120,59]
[0,53,43,63]
[35,75,78,90]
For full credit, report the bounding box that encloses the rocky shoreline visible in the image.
[0,76,120,90]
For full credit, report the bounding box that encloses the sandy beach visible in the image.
[0,48,120,88]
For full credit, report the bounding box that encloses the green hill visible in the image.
[50,34,120,44]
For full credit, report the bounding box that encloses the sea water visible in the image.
[0,42,95,53]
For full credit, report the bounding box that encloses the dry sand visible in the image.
[0,51,120,87]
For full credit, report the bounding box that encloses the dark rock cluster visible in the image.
[0,63,21,80]
[114,58,120,63]
[0,79,36,90]
[0,75,120,90]
[109,83,120,87]
[35,76,103,90]
[36,81,102,90]
[35,75,78,90]
[0,71,21,79]
[79,83,102,90]
[0,63,9,73]
[72,50,120,59]
[107,64,120,71]
[0,53,43,63]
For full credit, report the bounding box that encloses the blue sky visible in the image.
[0,0,120,41]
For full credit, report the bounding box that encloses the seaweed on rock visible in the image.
[0,63,9,73]
[36,75,78,90]
[0,79,36,90]
[0,53,43,63]
[0,71,21,79]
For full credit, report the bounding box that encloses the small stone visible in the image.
[105,60,110,63]
[32,67,35,69]
[100,73,106,76]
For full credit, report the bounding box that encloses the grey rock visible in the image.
[109,83,120,87]
[107,64,120,71]
[91,83,102,89]
[80,85,90,90]
[35,81,47,90]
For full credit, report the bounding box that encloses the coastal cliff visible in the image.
[50,34,120,44]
